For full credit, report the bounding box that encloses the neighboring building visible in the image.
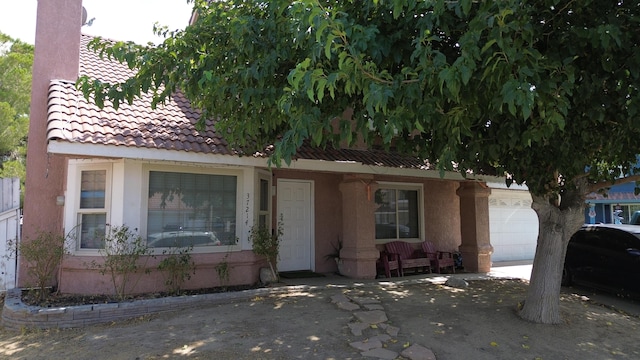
[586,181,640,225]
[22,0,494,295]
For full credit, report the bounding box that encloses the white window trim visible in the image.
[374,182,424,244]
[141,164,244,254]
[65,160,113,254]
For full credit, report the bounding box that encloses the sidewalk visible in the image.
[487,260,533,280]
[280,260,534,288]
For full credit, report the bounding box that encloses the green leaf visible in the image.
[460,0,472,15]
[317,78,327,103]
[481,39,497,54]
[324,34,335,59]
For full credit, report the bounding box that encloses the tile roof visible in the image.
[294,145,430,169]
[587,192,640,201]
[47,35,232,155]
[46,34,433,170]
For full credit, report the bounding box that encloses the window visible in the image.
[257,177,270,228]
[611,204,640,224]
[374,186,421,240]
[146,171,237,248]
[78,169,108,249]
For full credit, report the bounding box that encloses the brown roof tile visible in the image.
[46,34,433,170]
[587,192,640,201]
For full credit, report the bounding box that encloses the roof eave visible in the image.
[47,141,467,180]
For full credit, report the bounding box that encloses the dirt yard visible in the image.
[1,279,639,359]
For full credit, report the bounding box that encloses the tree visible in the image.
[0,32,32,198]
[78,0,640,324]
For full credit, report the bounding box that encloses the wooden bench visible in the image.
[422,241,456,273]
[384,241,431,277]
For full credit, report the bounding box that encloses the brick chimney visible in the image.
[21,0,83,286]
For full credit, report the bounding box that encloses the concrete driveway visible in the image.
[2,261,640,359]
[489,260,640,318]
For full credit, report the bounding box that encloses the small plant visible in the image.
[325,237,342,262]
[214,252,231,288]
[156,245,195,295]
[89,225,151,300]
[325,237,344,275]
[249,214,284,282]
[215,242,238,289]
[7,230,68,302]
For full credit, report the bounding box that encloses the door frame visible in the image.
[276,179,315,271]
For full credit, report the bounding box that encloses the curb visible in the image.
[1,284,318,331]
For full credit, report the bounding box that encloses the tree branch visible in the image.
[315,0,420,86]
[587,174,640,194]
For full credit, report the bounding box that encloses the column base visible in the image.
[339,247,380,279]
[459,244,493,273]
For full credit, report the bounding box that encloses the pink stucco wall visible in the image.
[421,179,462,251]
[58,251,266,295]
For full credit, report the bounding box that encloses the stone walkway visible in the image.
[331,291,436,360]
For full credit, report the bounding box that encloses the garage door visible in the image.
[489,189,538,262]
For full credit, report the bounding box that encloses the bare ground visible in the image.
[1,279,639,359]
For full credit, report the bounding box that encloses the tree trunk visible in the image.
[518,182,587,324]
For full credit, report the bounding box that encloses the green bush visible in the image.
[157,245,195,295]
[9,230,68,302]
[89,225,151,300]
[249,215,284,281]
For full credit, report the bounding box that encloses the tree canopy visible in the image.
[0,32,32,187]
[79,0,640,324]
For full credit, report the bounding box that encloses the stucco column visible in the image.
[457,181,493,273]
[338,174,379,279]
[20,0,83,287]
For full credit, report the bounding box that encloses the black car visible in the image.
[563,224,640,298]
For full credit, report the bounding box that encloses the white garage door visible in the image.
[489,189,538,262]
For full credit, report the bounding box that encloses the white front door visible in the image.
[277,180,313,272]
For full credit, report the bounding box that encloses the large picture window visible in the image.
[146,171,237,248]
[375,186,421,240]
[78,169,108,249]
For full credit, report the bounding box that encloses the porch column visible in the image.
[338,174,379,279]
[457,181,493,273]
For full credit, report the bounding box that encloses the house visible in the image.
[585,182,640,224]
[21,0,494,295]
[583,157,640,224]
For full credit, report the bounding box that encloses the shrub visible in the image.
[89,225,151,300]
[157,245,195,295]
[8,230,68,302]
[214,250,233,288]
[249,215,284,281]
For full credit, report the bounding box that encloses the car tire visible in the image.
[561,265,572,286]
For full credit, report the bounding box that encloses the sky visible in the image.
[0,0,194,45]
